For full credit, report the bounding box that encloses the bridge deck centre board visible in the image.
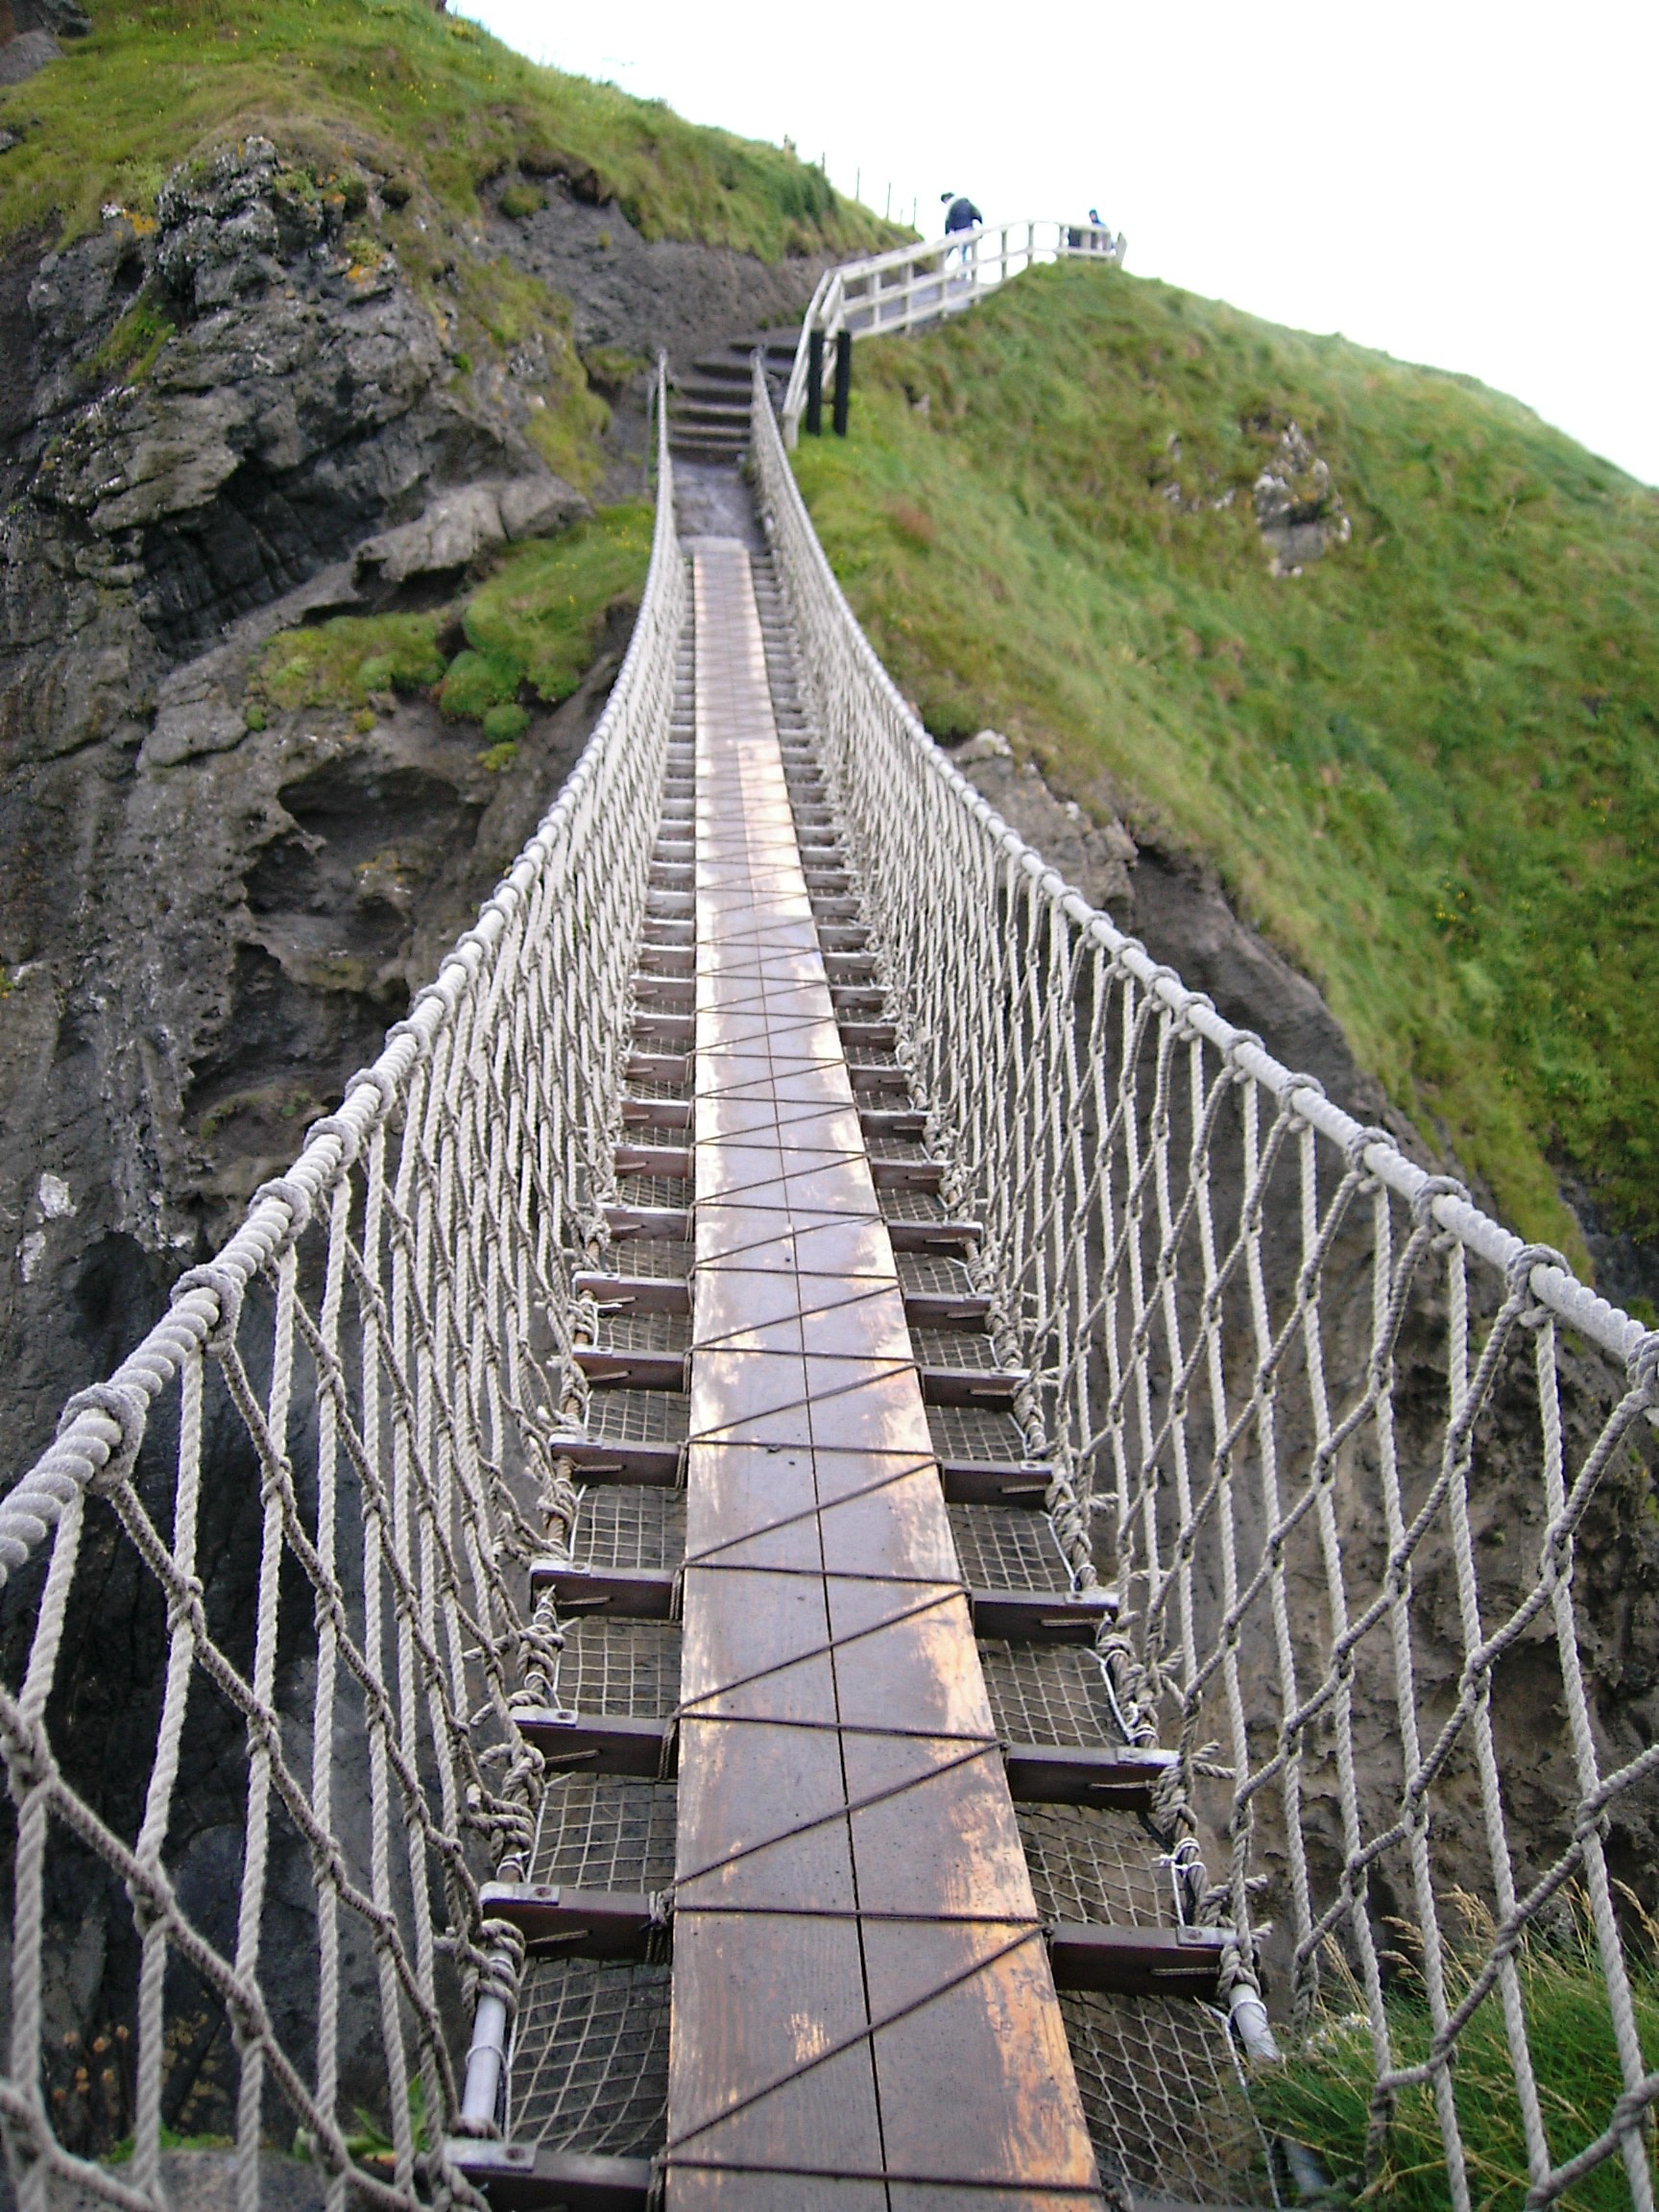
[668,536,1099,2206]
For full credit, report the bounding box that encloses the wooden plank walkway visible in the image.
[665,539,1102,2209]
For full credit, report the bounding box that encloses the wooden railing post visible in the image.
[805,328,825,438]
[832,328,853,436]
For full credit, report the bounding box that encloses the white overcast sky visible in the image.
[467,0,1658,488]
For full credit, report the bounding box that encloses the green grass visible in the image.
[0,0,900,258]
[792,262,1659,1258]
[1252,1911,1659,2206]
[251,499,652,731]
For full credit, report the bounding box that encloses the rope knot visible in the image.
[1286,1073,1326,1127]
[171,1259,246,1353]
[1409,1172,1470,1231]
[1343,1122,1392,1180]
[1503,1241,1571,1321]
[252,1173,315,1249]
[1628,1332,1659,1407]
[57,1379,148,1495]
[302,1111,363,1172]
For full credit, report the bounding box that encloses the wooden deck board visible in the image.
[665,538,1101,2206]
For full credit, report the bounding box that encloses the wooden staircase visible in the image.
[666,327,799,463]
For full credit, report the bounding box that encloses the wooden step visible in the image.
[480,1882,661,1962]
[546,1433,682,1486]
[528,1564,1111,1642]
[614,1142,692,1180]
[573,1344,686,1391]
[445,2142,652,2212]
[918,1362,1024,1408]
[574,1270,691,1313]
[1003,1741,1177,1811]
[514,1707,673,1777]
[1046,1922,1227,2000]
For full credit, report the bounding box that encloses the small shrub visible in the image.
[480,740,518,772]
[481,701,529,744]
[256,612,444,715]
[352,708,375,733]
[380,177,412,210]
[438,648,517,720]
[498,182,543,220]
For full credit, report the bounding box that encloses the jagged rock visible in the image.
[1252,420,1351,573]
[354,471,588,587]
[952,729,1137,917]
[0,28,58,82]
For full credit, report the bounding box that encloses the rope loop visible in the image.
[1223,1026,1264,1078]
[172,1258,247,1353]
[57,1379,148,1496]
[1343,1122,1393,1180]
[252,1173,315,1249]
[1504,1242,1572,1322]
[1409,1172,1470,1230]
[1169,987,1215,1042]
[1628,1332,1659,1406]
[303,1111,363,1171]
[1285,1072,1326,1128]
[346,1062,400,1118]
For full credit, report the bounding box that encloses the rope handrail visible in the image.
[780,217,1125,442]
[0,369,685,2212]
[751,357,1659,2208]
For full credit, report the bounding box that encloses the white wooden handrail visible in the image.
[781,218,1125,442]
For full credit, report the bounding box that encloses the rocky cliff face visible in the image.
[0,130,824,1479]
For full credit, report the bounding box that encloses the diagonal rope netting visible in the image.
[0,390,684,2212]
[753,363,1659,2208]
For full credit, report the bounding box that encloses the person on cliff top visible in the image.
[941,191,982,273]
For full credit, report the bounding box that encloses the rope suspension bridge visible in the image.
[3,224,1657,2212]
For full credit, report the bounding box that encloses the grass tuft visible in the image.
[1251,1898,1659,2207]
[793,262,1659,1255]
[249,501,651,733]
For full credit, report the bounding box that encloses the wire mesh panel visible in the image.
[755,366,1659,2207]
[573,1489,687,1574]
[950,1504,1070,1594]
[0,389,687,2212]
[509,1961,670,2156]
[551,1623,681,1721]
[1018,1806,1171,1929]
[1062,1992,1272,2207]
[532,1778,677,1893]
[980,1645,1124,1748]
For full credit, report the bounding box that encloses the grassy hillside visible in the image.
[0,0,893,258]
[792,264,1659,1268]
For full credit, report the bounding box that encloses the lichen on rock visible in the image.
[1252,418,1352,574]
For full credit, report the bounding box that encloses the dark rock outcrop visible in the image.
[0,131,827,1485]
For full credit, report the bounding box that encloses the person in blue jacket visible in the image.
[941,192,982,235]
